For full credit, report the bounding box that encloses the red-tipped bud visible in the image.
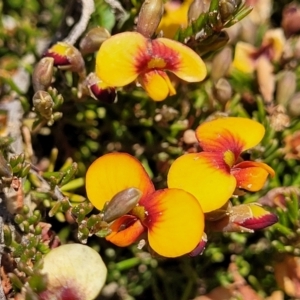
[79,27,111,55]
[32,57,54,92]
[43,42,85,75]
[230,203,278,230]
[85,72,117,103]
[136,0,164,38]
[208,203,278,233]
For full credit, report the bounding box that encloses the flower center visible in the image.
[131,205,146,222]
[147,57,167,70]
[223,150,236,168]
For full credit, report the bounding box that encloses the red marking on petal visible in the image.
[134,39,180,74]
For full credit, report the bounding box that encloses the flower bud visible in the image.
[188,0,205,24]
[213,78,232,104]
[103,188,142,223]
[32,57,54,92]
[43,42,85,76]
[79,27,111,55]
[219,0,241,22]
[229,203,278,231]
[211,46,232,82]
[288,92,300,117]
[32,91,54,120]
[282,3,300,37]
[276,71,296,106]
[207,203,278,232]
[136,0,164,38]
[85,72,117,104]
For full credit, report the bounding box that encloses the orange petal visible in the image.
[106,215,145,246]
[155,38,207,82]
[86,153,155,210]
[139,70,176,101]
[232,161,275,192]
[96,32,146,86]
[142,189,204,257]
[196,117,265,153]
[232,42,257,73]
[167,153,236,213]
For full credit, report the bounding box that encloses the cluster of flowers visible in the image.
[41,0,277,258]
[86,117,277,258]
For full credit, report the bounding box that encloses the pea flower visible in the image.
[86,152,204,258]
[95,32,207,101]
[167,117,275,213]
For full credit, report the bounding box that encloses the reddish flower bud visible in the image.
[85,73,117,103]
[43,42,85,76]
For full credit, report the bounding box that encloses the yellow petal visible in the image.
[262,28,285,62]
[86,153,155,210]
[143,188,204,257]
[167,153,236,213]
[96,32,146,86]
[155,38,207,82]
[232,42,257,73]
[139,70,176,101]
[196,117,265,153]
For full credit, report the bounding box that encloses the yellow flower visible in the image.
[86,152,204,258]
[96,32,206,101]
[168,117,275,213]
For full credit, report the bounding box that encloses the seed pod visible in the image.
[136,0,164,38]
[103,188,142,223]
[79,27,111,55]
[32,57,54,92]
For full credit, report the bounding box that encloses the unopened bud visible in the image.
[230,203,278,231]
[276,71,296,106]
[79,27,111,55]
[85,73,117,103]
[219,0,241,22]
[211,46,232,82]
[188,0,205,24]
[213,78,232,104]
[32,91,54,120]
[282,3,300,38]
[32,57,54,92]
[136,0,164,38]
[43,42,85,76]
[103,188,142,223]
[288,92,300,117]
